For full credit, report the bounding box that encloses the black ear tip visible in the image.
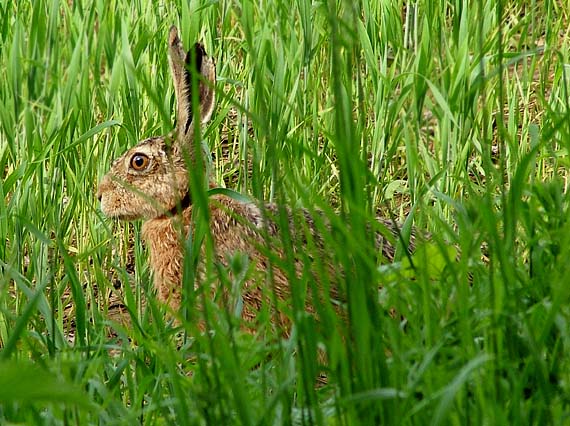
[184,43,206,71]
[194,43,206,56]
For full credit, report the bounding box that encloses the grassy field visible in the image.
[1,0,570,424]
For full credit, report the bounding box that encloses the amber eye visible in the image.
[130,153,150,171]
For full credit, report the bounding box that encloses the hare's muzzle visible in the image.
[97,174,119,217]
[97,175,111,202]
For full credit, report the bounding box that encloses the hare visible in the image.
[97,26,406,330]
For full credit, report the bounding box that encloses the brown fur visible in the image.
[97,26,405,332]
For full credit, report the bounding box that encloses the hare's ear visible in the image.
[168,26,216,141]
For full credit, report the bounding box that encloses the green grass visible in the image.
[1,0,570,424]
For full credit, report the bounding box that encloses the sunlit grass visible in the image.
[1,0,570,424]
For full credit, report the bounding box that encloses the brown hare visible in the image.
[97,26,405,331]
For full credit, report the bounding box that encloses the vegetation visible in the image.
[1,0,570,424]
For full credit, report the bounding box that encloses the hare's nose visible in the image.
[97,175,111,201]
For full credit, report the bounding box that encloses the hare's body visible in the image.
[140,195,294,326]
[140,196,266,311]
[98,26,404,329]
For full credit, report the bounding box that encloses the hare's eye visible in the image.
[130,153,150,171]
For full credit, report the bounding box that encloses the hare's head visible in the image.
[98,26,216,220]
